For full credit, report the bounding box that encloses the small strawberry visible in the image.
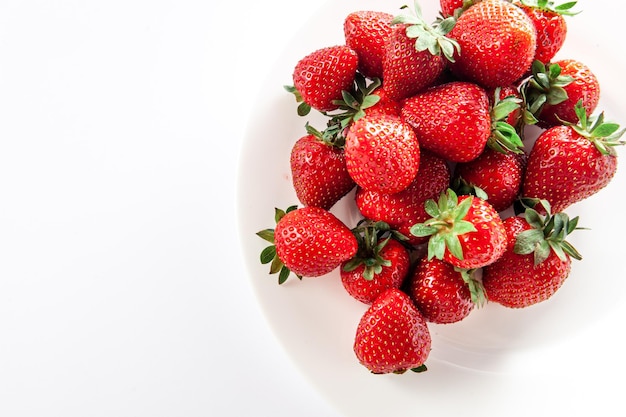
[290,124,355,210]
[288,45,359,114]
[341,221,411,304]
[515,0,578,64]
[355,150,451,245]
[482,200,582,308]
[453,147,527,212]
[408,257,485,324]
[410,188,507,269]
[382,2,460,101]
[344,10,394,79]
[257,206,358,283]
[345,114,420,194]
[448,0,537,89]
[401,81,492,162]
[522,101,625,213]
[440,0,475,18]
[354,288,431,374]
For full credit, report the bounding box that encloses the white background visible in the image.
[0,0,341,416]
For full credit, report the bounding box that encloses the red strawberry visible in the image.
[341,221,411,304]
[453,147,526,212]
[515,0,578,64]
[522,102,625,213]
[257,206,358,282]
[355,150,451,245]
[290,45,359,114]
[382,4,459,102]
[529,59,600,128]
[411,189,507,269]
[345,114,420,194]
[408,257,484,324]
[482,201,582,308]
[344,10,394,79]
[401,81,491,162]
[354,288,431,374]
[439,0,469,17]
[290,124,355,210]
[448,0,537,89]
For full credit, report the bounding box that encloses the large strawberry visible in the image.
[290,124,355,210]
[257,206,358,283]
[448,0,537,89]
[410,188,507,269]
[355,150,451,245]
[408,257,484,324]
[522,102,625,213]
[515,0,578,64]
[289,45,359,114]
[345,114,420,194]
[401,81,491,162]
[344,10,394,79]
[382,2,459,102]
[354,288,431,374]
[453,147,526,212]
[482,201,582,308]
[341,221,411,304]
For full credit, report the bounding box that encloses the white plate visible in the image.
[237,1,626,415]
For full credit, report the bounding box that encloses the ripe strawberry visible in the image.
[453,147,527,212]
[527,59,600,128]
[408,257,484,324]
[482,201,582,308]
[290,124,355,210]
[522,102,625,213]
[344,10,394,79]
[448,0,537,89]
[439,0,470,17]
[515,0,578,64]
[341,221,411,304]
[290,45,359,114]
[257,206,358,283]
[411,189,507,269]
[355,150,451,245]
[401,81,492,162]
[345,114,420,194]
[354,288,431,374]
[382,3,459,102]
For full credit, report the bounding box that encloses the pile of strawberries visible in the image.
[256,0,625,375]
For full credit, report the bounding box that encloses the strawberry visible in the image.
[411,188,507,269]
[482,200,582,308]
[355,150,451,245]
[525,59,600,128]
[401,81,492,162]
[522,102,625,213]
[408,257,484,324]
[453,147,527,212]
[448,0,537,89]
[382,3,459,102]
[341,221,411,304]
[344,10,394,79]
[289,45,359,114]
[257,206,358,283]
[353,288,431,374]
[439,0,471,17]
[514,0,578,64]
[363,86,401,118]
[290,124,355,210]
[344,114,420,194]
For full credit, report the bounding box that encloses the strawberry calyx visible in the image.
[521,60,574,124]
[410,189,477,261]
[514,198,583,265]
[392,0,461,62]
[489,87,525,154]
[519,0,580,16]
[456,266,487,307]
[567,100,626,156]
[327,73,382,129]
[284,85,312,117]
[257,205,301,284]
[343,219,410,281]
[451,177,489,201]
